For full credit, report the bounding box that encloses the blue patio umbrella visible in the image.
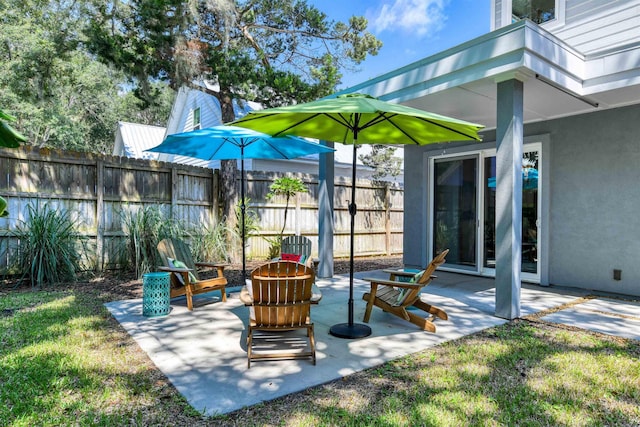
[488,167,538,190]
[146,125,335,282]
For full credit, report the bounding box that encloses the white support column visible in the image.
[495,77,524,319]
[318,141,335,278]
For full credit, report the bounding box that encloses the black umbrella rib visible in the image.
[206,137,248,160]
[414,116,482,141]
[238,113,324,136]
[207,142,226,160]
[358,113,421,144]
[263,140,293,160]
[370,113,481,143]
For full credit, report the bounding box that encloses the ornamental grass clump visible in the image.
[120,205,182,278]
[188,219,232,263]
[12,203,86,288]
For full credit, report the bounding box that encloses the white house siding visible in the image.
[549,0,640,54]
[179,90,223,132]
[494,0,503,29]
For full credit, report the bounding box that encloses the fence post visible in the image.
[385,183,391,256]
[295,192,301,236]
[212,168,220,224]
[171,165,178,221]
[96,159,104,271]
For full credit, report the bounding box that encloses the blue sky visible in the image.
[308,1,491,89]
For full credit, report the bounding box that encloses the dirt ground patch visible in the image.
[1,255,403,302]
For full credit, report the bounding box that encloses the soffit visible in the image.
[342,21,640,132]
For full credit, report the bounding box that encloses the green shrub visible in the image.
[12,203,87,287]
[120,205,182,278]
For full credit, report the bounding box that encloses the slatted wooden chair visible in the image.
[240,261,317,368]
[361,249,449,332]
[280,235,315,269]
[157,238,228,311]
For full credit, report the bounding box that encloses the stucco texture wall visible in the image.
[529,104,640,296]
[404,104,640,297]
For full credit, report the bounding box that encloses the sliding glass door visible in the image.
[432,146,541,280]
[433,157,478,271]
[483,150,539,276]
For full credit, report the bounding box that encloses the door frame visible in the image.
[427,136,549,284]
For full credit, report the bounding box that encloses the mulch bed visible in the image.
[1,256,404,302]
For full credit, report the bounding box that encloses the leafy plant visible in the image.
[234,198,260,259]
[120,205,182,278]
[263,236,283,260]
[11,203,87,287]
[266,177,307,253]
[0,108,27,148]
[0,108,26,219]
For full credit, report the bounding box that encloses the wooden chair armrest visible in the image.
[311,283,322,304]
[158,266,192,273]
[240,286,253,305]
[158,266,193,286]
[382,268,417,277]
[361,277,424,289]
[194,262,229,269]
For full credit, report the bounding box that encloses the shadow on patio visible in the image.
[105,269,633,416]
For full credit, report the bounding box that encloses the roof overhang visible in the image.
[340,20,640,131]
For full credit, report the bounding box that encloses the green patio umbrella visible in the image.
[0,109,27,149]
[0,109,26,218]
[232,93,484,339]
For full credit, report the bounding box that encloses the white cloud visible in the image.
[369,0,448,37]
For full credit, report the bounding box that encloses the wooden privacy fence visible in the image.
[245,171,404,259]
[0,146,403,271]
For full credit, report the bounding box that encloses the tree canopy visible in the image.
[1,0,381,153]
[85,0,382,108]
[0,0,174,153]
[359,145,403,181]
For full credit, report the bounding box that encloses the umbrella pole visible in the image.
[329,141,372,339]
[240,153,247,285]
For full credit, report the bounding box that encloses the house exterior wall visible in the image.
[492,0,640,54]
[528,103,640,297]
[176,89,223,133]
[405,104,640,297]
[554,0,640,54]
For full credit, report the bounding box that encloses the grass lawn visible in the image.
[1,283,639,426]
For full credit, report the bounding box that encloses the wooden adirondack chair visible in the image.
[362,249,449,332]
[240,261,317,368]
[280,235,315,269]
[157,238,228,311]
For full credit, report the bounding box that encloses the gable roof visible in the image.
[113,121,165,160]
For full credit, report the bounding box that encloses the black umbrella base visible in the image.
[329,322,372,339]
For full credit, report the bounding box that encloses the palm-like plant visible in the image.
[12,203,86,287]
[266,177,307,255]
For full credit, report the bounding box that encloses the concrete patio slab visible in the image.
[540,297,640,341]
[105,271,635,416]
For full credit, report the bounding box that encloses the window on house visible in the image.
[512,0,555,24]
[193,107,201,130]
